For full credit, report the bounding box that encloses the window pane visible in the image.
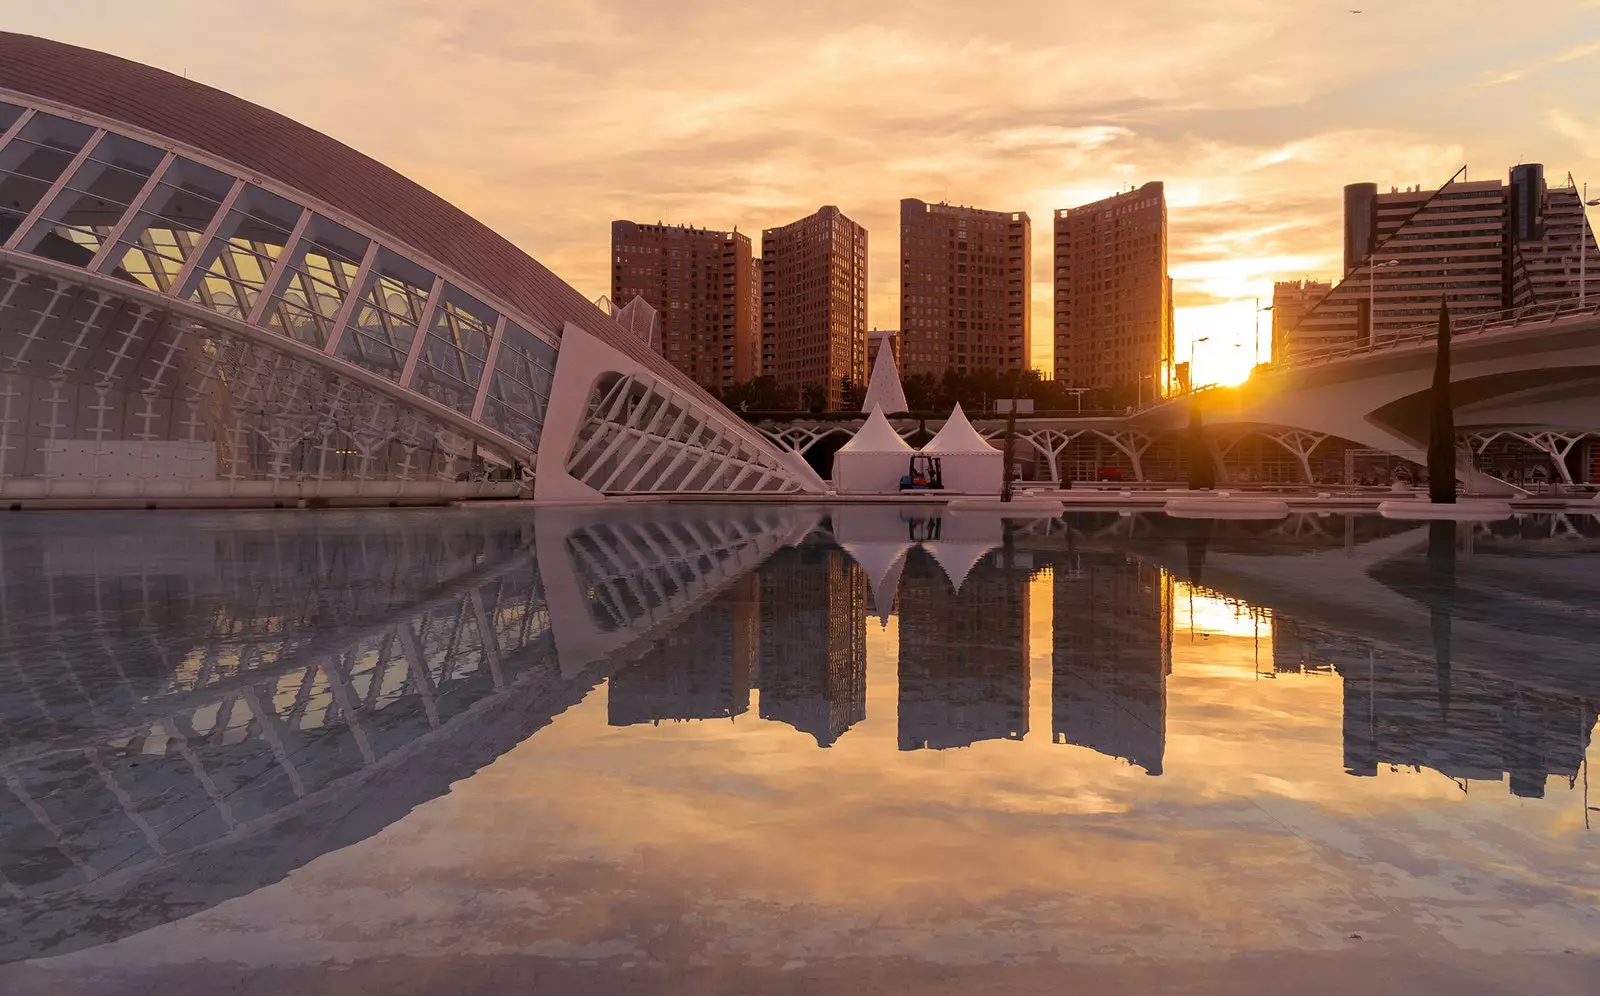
[336,248,433,381]
[410,283,497,413]
[258,214,366,348]
[0,113,99,240]
[184,185,301,320]
[99,156,233,293]
[19,132,164,264]
[480,321,557,448]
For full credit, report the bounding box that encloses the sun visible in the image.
[1176,300,1268,388]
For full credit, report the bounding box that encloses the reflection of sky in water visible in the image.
[2,509,1596,984]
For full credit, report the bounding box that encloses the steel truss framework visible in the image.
[0,96,559,491]
[0,90,806,499]
[758,419,1360,485]
[569,372,805,494]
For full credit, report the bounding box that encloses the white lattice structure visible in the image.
[0,33,820,502]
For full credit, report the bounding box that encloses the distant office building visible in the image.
[762,206,869,410]
[1270,280,1332,364]
[1052,553,1171,775]
[607,575,758,726]
[756,544,868,747]
[1052,182,1172,397]
[610,221,761,391]
[1280,164,1600,359]
[897,548,1029,750]
[899,199,1032,377]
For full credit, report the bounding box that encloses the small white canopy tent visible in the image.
[921,403,1003,494]
[833,406,914,495]
[860,335,909,415]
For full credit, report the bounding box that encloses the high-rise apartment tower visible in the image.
[610,221,761,391]
[1053,182,1172,399]
[1281,164,1599,359]
[762,206,869,410]
[899,199,1031,377]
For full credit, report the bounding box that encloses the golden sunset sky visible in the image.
[8,0,1599,383]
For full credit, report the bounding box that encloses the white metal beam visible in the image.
[169,176,246,298]
[87,150,176,273]
[322,238,379,359]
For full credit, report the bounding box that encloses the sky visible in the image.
[5,0,1599,385]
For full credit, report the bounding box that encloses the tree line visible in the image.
[712,369,1149,415]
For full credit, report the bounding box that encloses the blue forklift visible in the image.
[899,454,944,491]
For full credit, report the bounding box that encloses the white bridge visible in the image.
[756,300,1600,490]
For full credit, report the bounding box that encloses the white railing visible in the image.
[1283,297,1600,371]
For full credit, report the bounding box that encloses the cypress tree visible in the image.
[1427,299,1456,504]
[1186,404,1215,490]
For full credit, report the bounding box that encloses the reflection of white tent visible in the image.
[842,541,908,626]
[920,511,1002,592]
[833,406,913,494]
[921,403,1002,494]
[832,505,915,624]
[922,541,996,593]
[860,335,908,415]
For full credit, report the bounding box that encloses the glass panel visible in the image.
[336,248,434,381]
[0,102,22,133]
[99,156,233,293]
[186,185,302,321]
[255,213,364,347]
[480,321,557,447]
[19,132,164,264]
[410,283,497,413]
[0,113,98,242]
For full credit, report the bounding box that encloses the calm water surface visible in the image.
[0,505,1595,995]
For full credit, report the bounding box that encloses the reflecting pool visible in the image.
[0,506,1596,995]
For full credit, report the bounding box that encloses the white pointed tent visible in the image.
[832,506,914,625]
[860,336,908,415]
[921,403,1003,494]
[832,406,914,494]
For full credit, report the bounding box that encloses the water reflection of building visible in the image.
[755,544,869,747]
[1277,612,1598,798]
[1341,653,1596,798]
[0,506,814,963]
[897,548,1030,750]
[1051,553,1171,775]
[606,575,758,726]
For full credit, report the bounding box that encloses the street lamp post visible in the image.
[1189,335,1210,392]
[1255,298,1273,366]
[1581,182,1600,308]
[1369,258,1399,344]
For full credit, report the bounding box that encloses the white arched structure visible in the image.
[0,33,821,502]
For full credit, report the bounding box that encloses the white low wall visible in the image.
[43,440,217,480]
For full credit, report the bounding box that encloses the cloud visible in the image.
[1478,38,1600,86]
[12,0,1596,375]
